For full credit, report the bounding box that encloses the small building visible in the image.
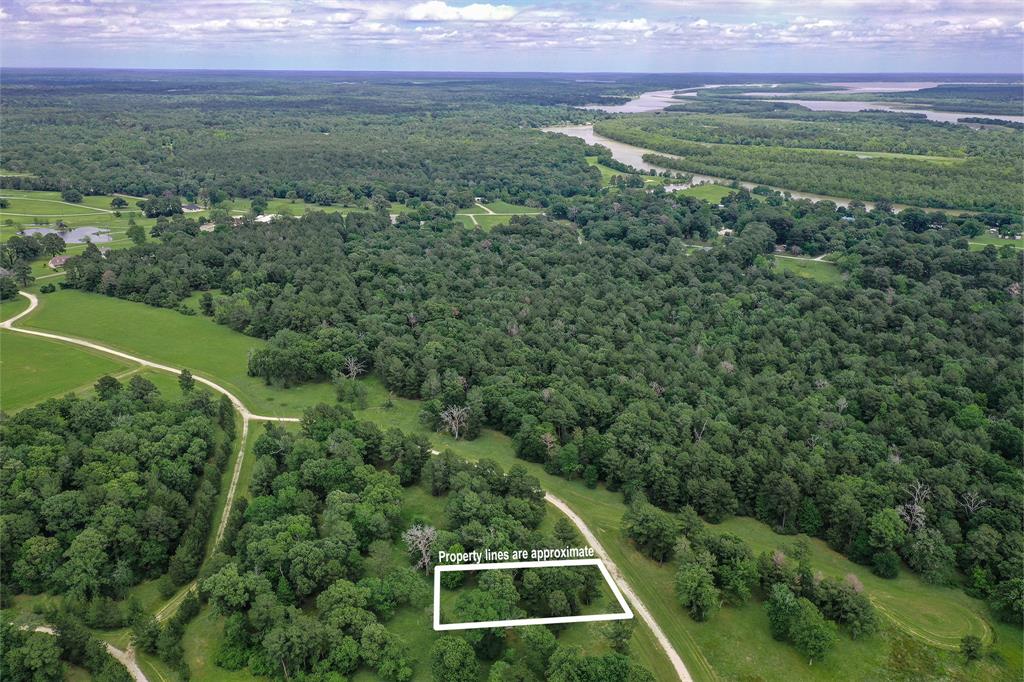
[840,216,855,222]
[48,255,71,269]
[199,222,216,232]
[182,203,203,213]
[718,228,734,237]
[773,244,787,253]
[254,214,280,224]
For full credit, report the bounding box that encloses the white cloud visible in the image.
[406,2,517,22]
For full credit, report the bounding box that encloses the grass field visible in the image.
[0,329,131,412]
[674,184,736,202]
[968,234,1024,250]
[7,288,1019,682]
[23,289,334,417]
[586,156,667,188]
[774,256,844,283]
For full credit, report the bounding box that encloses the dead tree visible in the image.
[898,481,931,533]
[402,524,437,574]
[440,405,470,440]
[958,491,988,516]
[344,357,365,380]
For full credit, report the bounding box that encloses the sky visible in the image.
[1,0,1023,73]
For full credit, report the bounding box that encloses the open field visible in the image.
[22,289,334,417]
[674,184,736,202]
[0,329,131,412]
[774,256,844,283]
[968,234,1024,249]
[586,155,668,188]
[8,288,1019,681]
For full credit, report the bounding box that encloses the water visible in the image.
[581,90,683,113]
[586,83,1024,124]
[20,226,112,243]
[766,99,1024,124]
[544,124,909,210]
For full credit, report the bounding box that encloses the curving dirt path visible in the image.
[545,494,694,682]
[6,291,693,680]
[23,626,147,682]
[427,447,692,681]
[3,291,298,620]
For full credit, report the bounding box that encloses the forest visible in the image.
[594,113,1023,212]
[2,69,1022,682]
[60,185,1024,632]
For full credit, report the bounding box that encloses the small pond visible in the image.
[19,226,112,243]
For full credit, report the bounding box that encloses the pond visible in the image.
[20,226,112,243]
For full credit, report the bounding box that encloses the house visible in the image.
[199,222,216,232]
[48,255,71,269]
[254,214,281,223]
[718,228,734,237]
[773,244,787,253]
[182,203,203,213]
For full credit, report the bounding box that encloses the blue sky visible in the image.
[1,0,1022,72]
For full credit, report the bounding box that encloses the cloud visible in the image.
[406,2,518,22]
[0,0,1021,68]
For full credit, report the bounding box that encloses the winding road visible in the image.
[4,290,692,681]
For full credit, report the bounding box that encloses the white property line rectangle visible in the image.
[433,557,633,631]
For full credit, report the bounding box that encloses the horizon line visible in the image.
[1,66,1022,77]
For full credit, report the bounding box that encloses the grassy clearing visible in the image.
[23,289,334,417]
[586,156,667,188]
[674,184,736,203]
[0,329,131,412]
[968,234,1024,249]
[774,256,844,283]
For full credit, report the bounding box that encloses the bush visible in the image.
[872,550,900,579]
[40,283,56,294]
[61,188,84,203]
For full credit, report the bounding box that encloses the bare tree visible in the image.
[650,381,665,398]
[344,356,365,380]
[541,432,558,454]
[958,491,988,515]
[898,481,931,533]
[887,445,902,465]
[402,524,437,574]
[692,419,708,444]
[439,405,470,440]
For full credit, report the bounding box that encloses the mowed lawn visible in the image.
[0,329,131,412]
[22,289,334,417]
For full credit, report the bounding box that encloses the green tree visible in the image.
[178,368,195,392]
[430,635,478,682]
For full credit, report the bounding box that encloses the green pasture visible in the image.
[674,184,736,203]
[968,234,1024,249]
[774,256,844,283]
[21,289,334,417]
[0,329,131,412]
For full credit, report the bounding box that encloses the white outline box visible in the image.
[433,557,634,631]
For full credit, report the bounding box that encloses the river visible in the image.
[584,83,1024,124]
[542,124,884,209]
